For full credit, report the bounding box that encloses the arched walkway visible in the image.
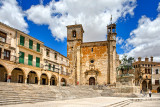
[148,81,152,90]
[50,75,57,86]
[40,73,48,85]
[89,77,95,85]
[27,71,38,84]
[61,78,66,86]
[11,68,24,83]
[157,87,160,93]
[142,81,147,92]
[0,64,8,82]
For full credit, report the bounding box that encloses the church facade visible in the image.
[67,23,119,85]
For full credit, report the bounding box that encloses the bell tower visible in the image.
[107,23,117,41]
[66,24,84,85]
[107,22,117,84]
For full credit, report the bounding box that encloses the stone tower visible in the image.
[107,23,117,84]
[66,24,84,85]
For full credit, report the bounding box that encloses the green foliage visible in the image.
[117,55,134,74]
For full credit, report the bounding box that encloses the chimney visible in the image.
[150,56,153,62]
[145,57,149,62]
[138,57,141,62]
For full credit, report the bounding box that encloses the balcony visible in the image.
[0,52,43,68]
[61,71,71,76]
[18,43,42,54]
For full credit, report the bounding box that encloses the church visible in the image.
[67,23,119,85]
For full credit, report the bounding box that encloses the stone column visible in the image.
[38,79,40,85]
[1,48,4,59]
[48,79,50,86]
[24,77,27,84]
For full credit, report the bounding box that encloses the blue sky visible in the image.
[0,0,160,61]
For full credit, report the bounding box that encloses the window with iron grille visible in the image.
[155,80,159,85]
[0,31,7,43]
[4,49,10,60]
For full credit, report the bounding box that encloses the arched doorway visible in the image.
[89,77,95,85]
[148,81,152,90]
[61,78,66,86]
[0,64,8,82]
[142,81,147,92]
[40,73,48,85]
[27,71,38,84]
[50,75,57,86]
[11,68,24,83]
[157,87,160,93]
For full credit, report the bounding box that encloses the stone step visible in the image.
[107,100,132,107]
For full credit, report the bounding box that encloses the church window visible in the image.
[90,59,94,63]
[91,48,93,52]
[72,30,76,37]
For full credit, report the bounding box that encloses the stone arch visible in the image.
[142,80,147,92]
[0,64,8,82]
[61,78,67,86]
[0,63,9,74]
[27,71,39,84]
[11,68,25,83]
[89,77,95,85]
[50,75,57,86]
[157,87,160,93]
[40,73,48,85]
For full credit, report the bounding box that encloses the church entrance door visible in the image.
[89,77,95,85]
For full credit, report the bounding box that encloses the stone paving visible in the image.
[1,94,160,107]
[1,97,128,107]
[126,100,160,107]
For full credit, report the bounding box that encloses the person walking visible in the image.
[149,89,152,97]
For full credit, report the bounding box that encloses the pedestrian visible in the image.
[149,89,152,97]
[7,76,11,83]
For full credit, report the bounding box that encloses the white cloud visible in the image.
[116,36,124,45]
[157,2,160,12]
[123,6,160,62]
[0,0,28,33]
[26,0,137,41]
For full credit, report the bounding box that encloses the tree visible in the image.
[117,55,134,75]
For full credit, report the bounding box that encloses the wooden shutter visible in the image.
[28,54,33,66]
[36,57,40,67]
[29,40,33,49]
[20,35,25,46]
[19,52,24,64]
[37,43,40,52]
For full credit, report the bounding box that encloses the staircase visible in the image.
[0,82,100,106]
